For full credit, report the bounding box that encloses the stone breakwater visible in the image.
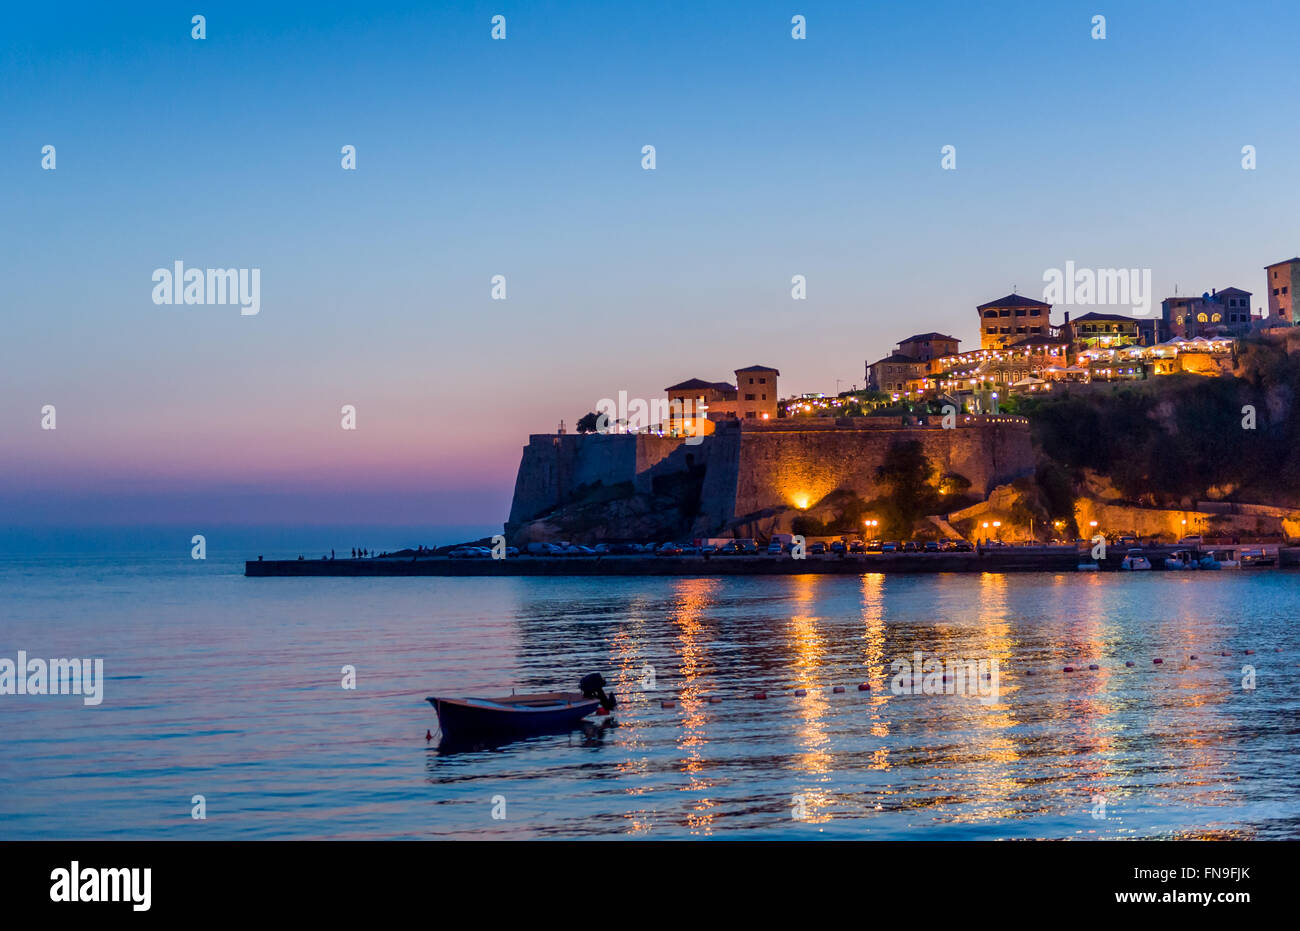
[247,547,1081,577]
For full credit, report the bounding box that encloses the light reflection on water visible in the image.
[1,555,1298,839]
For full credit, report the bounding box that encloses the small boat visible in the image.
[1208,550,1237,568]
[1120,549,1151,571]
[1077,562,1099,571]
[427,673,615,740]
[1240,548,1276,568]
[1164,551,1196,570]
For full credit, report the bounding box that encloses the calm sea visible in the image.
[1,527,1297,840]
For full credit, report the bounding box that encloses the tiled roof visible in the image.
[899,332,960,344]
[1071,312,1143,323]
[977,293,1051,310]
[870,353,922,367]
[665,378,735,392]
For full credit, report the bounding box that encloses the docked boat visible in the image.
[1207,549,1237,568]
[1120,549,1151,571]
[1164,550,1200,570]
[427,673,616,740]
[1239,548,1276,568]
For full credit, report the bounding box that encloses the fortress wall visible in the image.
[507,432,697,526]
[508,418,1036,537]
[703,419,1034,529]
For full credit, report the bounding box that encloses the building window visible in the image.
[745,393,755,401]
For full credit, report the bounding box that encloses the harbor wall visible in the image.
[507,417,1036,542]
[697,418,1035,534]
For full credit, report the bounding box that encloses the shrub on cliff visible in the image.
[1019,341,1300,507]
[874,439,938,537]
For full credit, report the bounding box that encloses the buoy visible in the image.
[1153,658,1163,664]
[1063,666,1075,672]
[425,730,433,741]
[794,688,807,697]
[857,682,871,691]
[1125,661,1135,667]
[661,700,675,709]
[709,696,722,704]
[1190,654,1198,660]
[1088,664,1099,671]
[832,686,845,693]
[596,706,610,716]
[1025,669,1036,676]
[1244,649,1255,655]
[754,691,767,700]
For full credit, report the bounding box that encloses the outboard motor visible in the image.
[580,672,617,710]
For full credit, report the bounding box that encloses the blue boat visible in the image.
[427,673,616,740]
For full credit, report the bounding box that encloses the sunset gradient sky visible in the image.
[4,0,1298,529]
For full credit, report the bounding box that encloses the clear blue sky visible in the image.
[3,1,1296,529]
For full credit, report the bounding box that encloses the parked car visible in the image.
[923,541,940,553]
[849,539,866,553]
[830,540,846,554]
[736,540,760,555]
[700,544,718,555]
[903,541,920,553]
[952,540,974,552]
[809,542,827,555]
[657,543,683,556]
[881,541,899,553]
[867,540,883,553]
[766,541,783,555]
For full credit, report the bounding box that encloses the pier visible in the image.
[249,546,1082,576]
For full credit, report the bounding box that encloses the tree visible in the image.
[874,439,936,537]
[575,411,602,434]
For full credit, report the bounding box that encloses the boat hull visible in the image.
[427,692,601,739]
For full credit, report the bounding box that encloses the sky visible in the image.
[3,0,1298,530]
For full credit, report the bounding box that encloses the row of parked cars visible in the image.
[654,538,979,556]
[452,538,988,558]
[448,545,519,558]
